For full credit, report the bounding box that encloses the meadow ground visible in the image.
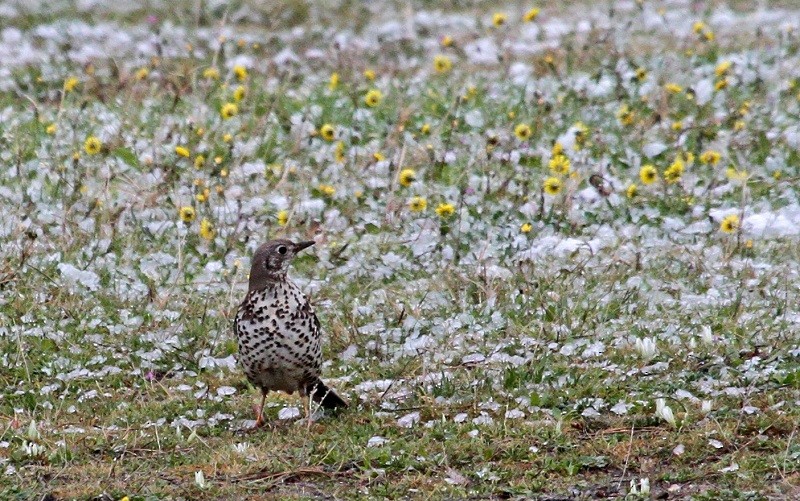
[1,0,799,499]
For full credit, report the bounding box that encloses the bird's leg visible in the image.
[304,393,312,430]
[253,392,267,428]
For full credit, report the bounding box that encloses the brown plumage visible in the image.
[234,239,346,426]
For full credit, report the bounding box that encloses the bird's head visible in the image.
[248,239,315,290]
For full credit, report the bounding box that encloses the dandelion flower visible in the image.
[635,67,647,81]
[194,155,205,169]
[514,123,532,140]
[313,123,335,143]
[551,141,563,156]
[364,89,383,107]
[334,141,345,163]
[175,146,190,158]
[409,196,427,212]
[626,184,638,198]
[46,124,56,135]
[715,78,728,91]
[523,8,540,22]
[420,123,431,135]
[135,67,149,80]
[433,55,452,74]
[663,157,684,184]
[441,35,453,47]
[84,136,102,155]
[318,184,336,197]
[399,168,416,187]
[179,206,196,223]
[220,102,238,119]
[726,167,748,182]
[435,202,455,218]
[63,77,79,92]
[199,218,216,240]
[233,85,246,102]
[715,60,732,78]
[329,72,339,90]
[233,65,248,81]
[203,67,220,80]
[617,104,635,126]
[543,177,562,195]
[665,83,683,94]
[277,210,288,226]
[548,155,570,175]
[363,69,376,81]
[720,214,739,233]
[639,165,658,185]
[700,150,721,166]
[492,12,507,27]
[373,152,385,162]
[520,222,533,233]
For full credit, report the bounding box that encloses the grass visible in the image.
[1,0,800,499]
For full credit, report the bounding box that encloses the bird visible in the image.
[234,239,347,427]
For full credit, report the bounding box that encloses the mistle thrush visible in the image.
[234,239,347,426]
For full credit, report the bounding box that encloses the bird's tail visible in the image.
[305,378,348,410]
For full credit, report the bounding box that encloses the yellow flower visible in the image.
[734,120,745,131]
[175,146,190,158]
[363,69,376,81]
[551,141,563,156]
[409,196,427,212]
[399,168,416,187]
[364,89,383,107]
[617,104,635,126]
[335,141,345,163]
[196,192,207,203]
[420,123,431,135]
[726,167,748,182]
[220,102,238,119]
[223,133,233,143]
[179,206,196,223]
[329,72,339,90]
[433,55,453,74]
[543,177,562,195]
[233,65,248,81]
[441,35,453,47]
[693,21,706,34]
[320,123,335,142]
[626,184,638,198]
[435,203,455,218]
[46,124,57,135]
[373,152,385,162]
[639,164,658,185]
[548,154,570,175]
[84,136,102,155]
[715,78,728,91]
[715,60,732,78]
[671,121,683,131]
[665,83,683,94]
[700,150,721,166]
[720,214,739,233]
[520,222,533,233]
[514,123,532,140]
[277,210,289,226]
[318,184,336,197]
[635,67,647,81]
[63,76,79,92]
[194,155,205,169]
[492,12,507,27]
[703,30,715,42]
[233,85,246,102]
[199,218,216,240]
[663,157,684,184]
[523,8,540,22]
[203,67,220,80]
[135,67,149,80]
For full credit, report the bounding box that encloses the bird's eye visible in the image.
[277,246,287,255]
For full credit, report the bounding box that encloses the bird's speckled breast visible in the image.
[233,280,323,393]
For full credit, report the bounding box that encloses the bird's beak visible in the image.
[295,240,316,252]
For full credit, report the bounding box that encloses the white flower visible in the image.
[194,470,207,489]
[655,398,677,427]
[699,326,713,345]
[635,337,658,361]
